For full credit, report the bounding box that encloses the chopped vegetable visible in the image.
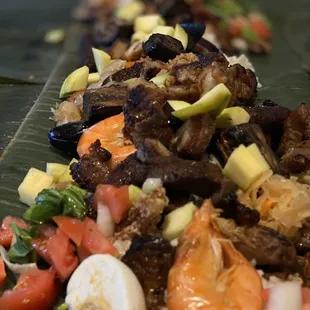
[142,178,163,193]
[0,269,58,310]
[24,185,88,223]
[93,185,130,224]
[87,72,100,85]
[18,168,54,206]
[152,25,175,36]
[96,203,115,237]
[162,202,197,240]
[216,106,250,128]
[53,216,84,246]
[80,217,118,258]
[115,0,145,22]
[58,158,78,183]
[172,83,232,121]
[173,24,188,49]
[150,72,170,88]
[46,163,67,182]
[168,100,191,111]
[0,258,6,289]
[57,304,69,310]
[131,31,148,43]
[223,144,270,190]
[47,229,78,281]
[92,48,111,75]
[8,223,35,264]
[0,216,29,248]
[128,184,142,203]
[59,66,89,99]
[134,14,165,33]
[44,28,65,44]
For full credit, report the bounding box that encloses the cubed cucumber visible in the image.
[172,83,231,121]
[216,106,250,128]
[134,14,165,33]
[152,26,175,36]
[150,73,170,88]
[129,185,143,203]
[173,24,188,49]
[58,158,79,183]
[59,66,89,99]
[162,202,197,241]
[168,100,191,111]
[247,144,270,172]
[92,48,111,75]
[18,168,54,206]
[46,163,67,182]
[115,1,145,22]
[223,144,270,190]
[88,72,100,85]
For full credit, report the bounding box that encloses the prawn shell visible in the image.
[48,121,88,157]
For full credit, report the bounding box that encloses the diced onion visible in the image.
[265,282,302,310]
[97,202,115,237]
[142,178,163,193]
[0,246,38,274]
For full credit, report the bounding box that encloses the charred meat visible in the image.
[122,235,175,309]
[143,34,184,62]
[215,217,297,268]
[83,85,127,124]
[70,140,111,191]
[123,84,174,147]
[216,123,279,172]
[175,113,216,159]
[278,103,310,155]
[280,140,310,174]
[294,218,310,254]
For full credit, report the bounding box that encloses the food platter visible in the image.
[1,0,310,309]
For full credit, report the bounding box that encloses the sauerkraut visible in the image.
[238,171,310,236]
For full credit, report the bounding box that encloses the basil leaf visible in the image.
[61,185,88,220]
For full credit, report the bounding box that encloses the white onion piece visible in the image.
[97,202,115,237]
[88,60,126,89]
[0,246,38,274]
[265,282,302,310]
[142,178,163,193]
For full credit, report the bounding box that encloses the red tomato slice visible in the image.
[249,19,272,40]
[0,216,28,248]
[32,224,57,265]
[93,185,130,224]
[0,258,6,289]
[47,229,78,282]
[53,216,84,246]
[227,16,248,38]
[81,217,118,257]
[0,269,59,310]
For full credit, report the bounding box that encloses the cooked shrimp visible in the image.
[167,200,263,310]
[77,113,136,169]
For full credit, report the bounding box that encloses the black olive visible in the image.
[180,23,206,51]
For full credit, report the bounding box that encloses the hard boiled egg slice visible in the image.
[66,254,146,310]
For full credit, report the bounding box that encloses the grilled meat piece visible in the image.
[215,217,297,267]
[166,85,201,102]
[296,253,310,287]
[122,235,175,309]
[83,85,127,124]
[125,41,144,61]
[281,140,310,173]
[109,39,129,60]
[124,84,174,147]
[108,153,231,198]
[114,187,169,240]
[212,183,260,226]
[137,138,172,163]
[278,104,310,155]
[244,104,290,150]
[143,34,184,62]
[294,218,310,254]
[175,113,216,159]
[217,123,279,173]
[194,37,220,53]
[70,140,111,191]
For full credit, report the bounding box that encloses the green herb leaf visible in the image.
[241,24,260,42]
[61,185,88,220]
[8,223,34,264]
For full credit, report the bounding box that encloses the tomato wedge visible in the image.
[53,216,84,246]
[93,185,130,223]
[0,258,6,289]
[80,217,118,257]
[47,229,78,282]
[0,269,58,310]
[0,216,28,248]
